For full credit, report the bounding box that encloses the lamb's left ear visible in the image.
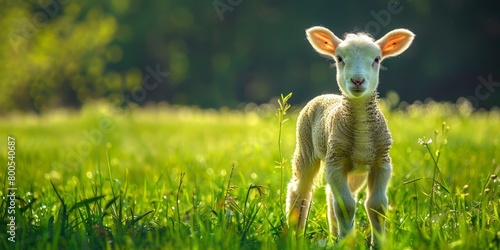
[376,29,415,59]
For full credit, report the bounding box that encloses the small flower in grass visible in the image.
[418,137,433,146]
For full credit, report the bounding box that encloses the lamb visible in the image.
[286,26,414,247]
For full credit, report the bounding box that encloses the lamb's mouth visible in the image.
[350,88,364,92]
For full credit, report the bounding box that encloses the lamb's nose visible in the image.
[350,78,365,87]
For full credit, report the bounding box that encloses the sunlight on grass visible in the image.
[0,99,499,249]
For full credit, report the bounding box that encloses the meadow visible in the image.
[0,95,499,249]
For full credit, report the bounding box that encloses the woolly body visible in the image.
[297,94,391,173]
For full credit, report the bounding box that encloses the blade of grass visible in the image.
[69,195,106,213]
[176,172,186,229]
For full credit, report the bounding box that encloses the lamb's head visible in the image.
[306,26,415,99]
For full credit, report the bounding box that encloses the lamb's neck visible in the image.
[330,93,391,166]
[340,93,379,126]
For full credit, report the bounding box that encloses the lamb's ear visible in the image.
[376,29,415,59]
[306,26,343,59]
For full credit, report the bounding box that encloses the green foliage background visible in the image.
[1,0,500,113]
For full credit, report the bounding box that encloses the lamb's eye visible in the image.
[336,55,343,62]
[374,56,381,63]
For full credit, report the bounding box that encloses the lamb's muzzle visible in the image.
[350,78,365,88]
[286,26,414,248]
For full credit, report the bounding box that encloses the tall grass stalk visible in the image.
[275,92,292,217]
[407,122,450,239]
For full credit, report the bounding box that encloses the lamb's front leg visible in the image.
[325,163,356,238]
[366,160,392,248]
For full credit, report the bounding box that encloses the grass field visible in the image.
[0,96,499,249]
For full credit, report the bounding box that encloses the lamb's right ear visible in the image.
[306,26,343,59]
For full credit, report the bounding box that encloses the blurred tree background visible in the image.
[1,0,499,113]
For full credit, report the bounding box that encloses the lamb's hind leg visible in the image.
[286,150,320,235]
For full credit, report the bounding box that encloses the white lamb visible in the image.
[286,26,414,247]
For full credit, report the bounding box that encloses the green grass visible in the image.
[0,97,499,249]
